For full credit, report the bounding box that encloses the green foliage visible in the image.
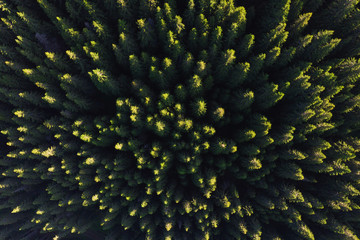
[0,0,360,239]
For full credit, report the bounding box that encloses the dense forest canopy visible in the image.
[0,0,360,239]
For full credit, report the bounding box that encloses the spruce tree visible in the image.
[0,0,360,239]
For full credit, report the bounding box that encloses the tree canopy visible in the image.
[0,0,360,239]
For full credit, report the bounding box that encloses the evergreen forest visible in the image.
[0,0,360,239]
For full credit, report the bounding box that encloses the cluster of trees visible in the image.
[0,0,360,239]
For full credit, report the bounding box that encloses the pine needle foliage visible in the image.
[0,0,360,239]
